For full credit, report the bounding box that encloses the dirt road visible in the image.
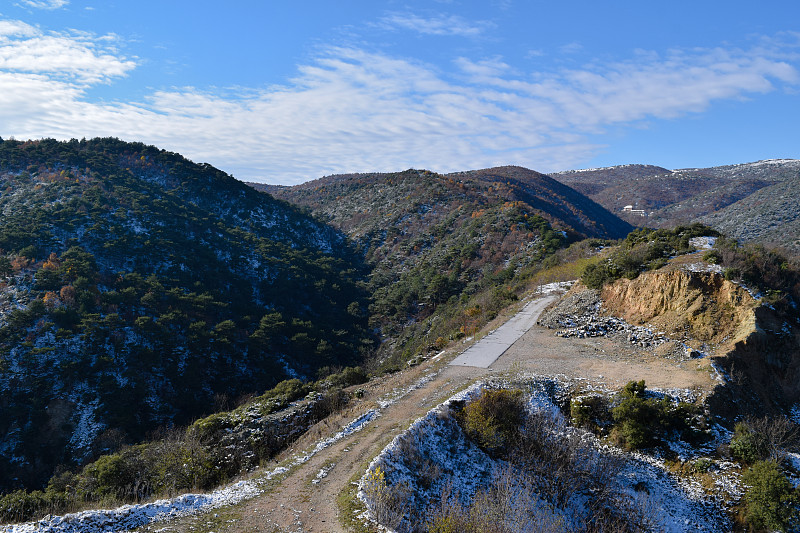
[140,292,718,533]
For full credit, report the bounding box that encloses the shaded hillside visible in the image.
[445,166,633,240]
[552,160,800,238]
[550,163,671,200]
[0,138,373,491]
[699,176,800,251]
[254,167,632,367]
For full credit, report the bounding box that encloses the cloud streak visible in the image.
[0,18,797,183]
[378,12,494,37]
[0,20,135,83]
[15,0,69,10]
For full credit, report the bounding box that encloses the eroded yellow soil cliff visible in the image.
[600,263,800,417]
[601,267,757,349]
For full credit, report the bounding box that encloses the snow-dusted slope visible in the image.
[0,137,373,493]
[360,379,732,532]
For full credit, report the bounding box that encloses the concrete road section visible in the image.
[450,294,557,368]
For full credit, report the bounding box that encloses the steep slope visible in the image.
[597,252,800,420]
[255,167,632,366]
[0,138,373,491]
[601,267,757,348]
[699,177,800,251]
[552,160,800,244]
[551,163,672,201]
[445,166,634,240]
[10,241,799,531]
[260,165,632,241]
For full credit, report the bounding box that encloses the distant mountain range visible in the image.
[553,159,800,252]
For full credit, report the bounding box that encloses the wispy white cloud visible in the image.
[0,18,797,183]
[0,20,135,83]
[0,19,38,37]
[559,42,583,55]
[454,56,512,78]
[378,12,494,37]
[15,0,69,10]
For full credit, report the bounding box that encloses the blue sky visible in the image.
[1,0,799,184]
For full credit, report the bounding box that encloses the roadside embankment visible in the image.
[586,264,800,422]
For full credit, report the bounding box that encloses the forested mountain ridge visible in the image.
[254,166,632,367]
[447,166,633,239]
[552,159,800,251]
[261,165,632,243]
[0,138,374,491]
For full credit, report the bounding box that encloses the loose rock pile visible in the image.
[538,289,670,349]
[537,289,602,330]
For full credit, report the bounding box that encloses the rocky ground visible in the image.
[538,287,709,361]
[136,290,717,532]
[4,286,724,533]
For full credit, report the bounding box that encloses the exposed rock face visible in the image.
[600,268,757,347]
[190,391,347,474]
[597,267,800,420]
[538,288,673,352]
[543,266,800,421]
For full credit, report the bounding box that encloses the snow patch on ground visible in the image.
[710,360,729,383]
[359,378,730,532]
[789,404,800,425]
[68,397,103,457]
[1,481,260,533]
[359,383,492,529]
[689,236,717,250]
[620,452,725,533]
[732,280,764,300]
[3,406,382,533]
[312,463,336,485]
[787,453,800,488]
[537,280,574,294]
[684,262,723,274]
[377,370,438,409]
[310,410,379,456]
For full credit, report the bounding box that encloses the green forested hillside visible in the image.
[258,166,632,368]
[0,138,374,491]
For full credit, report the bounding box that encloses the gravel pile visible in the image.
[537,289,602,329]
[538,288,671,349]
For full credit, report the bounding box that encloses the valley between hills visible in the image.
[1,138,800,532]
[134,249,775,533]
[142,286,719,533]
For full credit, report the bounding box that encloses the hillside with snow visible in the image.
[0,138,374,492]
[553,159,800,251]
[2,148,800,532]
